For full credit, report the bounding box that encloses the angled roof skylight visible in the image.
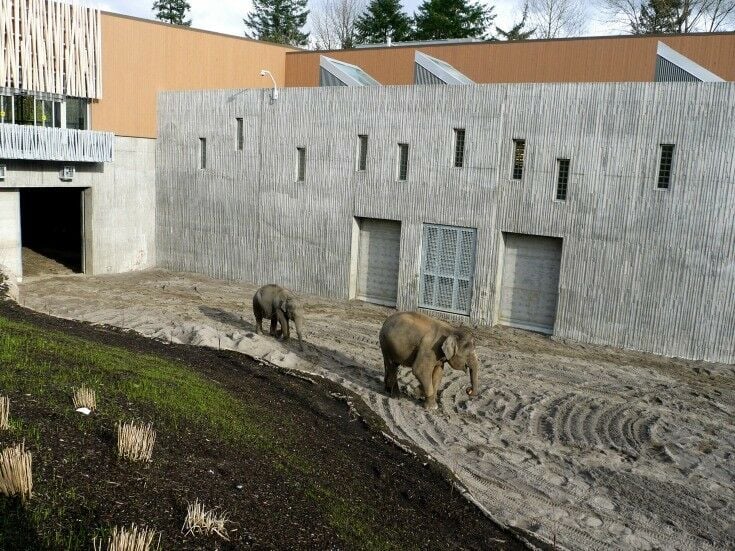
[414,51,474,85]
[655,42,724,82]
[319,56,381,87]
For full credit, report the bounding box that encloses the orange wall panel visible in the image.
[285,33,735,88]
[92,13,295,138]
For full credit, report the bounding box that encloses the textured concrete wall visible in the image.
[0,136,156,277]
[0,190,22,277]
[156,83,735,363]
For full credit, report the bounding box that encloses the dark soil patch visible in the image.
[0,301,533,550]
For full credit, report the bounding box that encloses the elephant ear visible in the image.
[441,335,457,360]
[278,296,290,314]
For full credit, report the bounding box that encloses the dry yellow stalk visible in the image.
[93,524,160,551]
[0,396,9,430]
[182,499,230,540]
[116,421,156,462]
[0,441,32,502]
[72,385,97,411]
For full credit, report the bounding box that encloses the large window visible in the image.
[0,96,11,123]
[420,224,477,315]
[14,95,35,126]
[65,98,89,130]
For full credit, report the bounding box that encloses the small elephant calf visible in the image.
[252,284,305,351]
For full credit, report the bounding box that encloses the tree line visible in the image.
[151,0,735,48]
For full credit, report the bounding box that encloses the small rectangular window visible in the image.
[453,128,465,168]
[556,159,570,201]
[657,144,674,189]
[398,143,409,181]
[236,118,244,151]
[357,134,368,171]
[297,147,306,182]
[512,139,526,180]
[199,138,207,169]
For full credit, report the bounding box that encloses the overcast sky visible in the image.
[89,0,618,39]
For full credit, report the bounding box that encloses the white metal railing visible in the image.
[0,123,114,162]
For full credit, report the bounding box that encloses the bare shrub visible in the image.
[117,421,156,462]
[0,396,9,430]
[182,499,230,540]
[73,385,97,411]
[93,524,160,551]
[0,441,33,502]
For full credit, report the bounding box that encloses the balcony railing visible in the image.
[0,124,114,163]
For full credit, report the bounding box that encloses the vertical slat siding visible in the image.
[156,82,735,364]
[0,123,114,162]
[0,0,101,99]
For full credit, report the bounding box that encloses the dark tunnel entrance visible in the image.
[20,188,85,277]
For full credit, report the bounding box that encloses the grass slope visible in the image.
[0,310,523,550]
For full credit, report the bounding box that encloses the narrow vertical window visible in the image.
[357,134,368,171]
[556,158,570,201]
[236,117,244,151]
[199,138,207,169]
[453,128,465,168]
[398,143,409,181]
[297,147,306,182]
[657,144,674,189]
[512,139,526,180]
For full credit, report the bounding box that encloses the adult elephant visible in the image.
[252,284,305,351]
[379,311,480,409]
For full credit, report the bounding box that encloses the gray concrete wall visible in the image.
[0,189,22,277]
[156,83,735,364]
[0,136,156,277]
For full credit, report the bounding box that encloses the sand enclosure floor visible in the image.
[19,269,735,551]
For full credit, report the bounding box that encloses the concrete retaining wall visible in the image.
[156,83,735,363]
[0,136,156,277]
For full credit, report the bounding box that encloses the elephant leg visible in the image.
[413,365,436,410]
[269,315,278,337]
[383,357,399,397]
[276,309,290,341]
[432,364,444,402]
[253,299,264,334]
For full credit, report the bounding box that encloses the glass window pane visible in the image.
[14,95,35,126]
[66,98,88,130]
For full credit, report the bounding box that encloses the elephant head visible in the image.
[441,327,480,397]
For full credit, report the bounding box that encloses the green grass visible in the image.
[0,314,413,550]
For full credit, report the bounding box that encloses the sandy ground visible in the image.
[18,269,735,551]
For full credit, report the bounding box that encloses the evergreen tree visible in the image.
[152,0,192,26]
[355,0,413,44]
[637,0,689,33]
[413,0,495,40]
[244,0,310,46]
[496,2,535,40]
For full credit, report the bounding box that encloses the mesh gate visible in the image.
[419,224,477,315]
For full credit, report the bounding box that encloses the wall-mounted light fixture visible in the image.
[60,166,75,181]
[259,69,279,102]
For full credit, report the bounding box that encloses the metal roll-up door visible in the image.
[499,233,563,333]
[356,218,401,307]
[419,224,477,315]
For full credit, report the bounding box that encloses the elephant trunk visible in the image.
[466,352,480,397]
[293,313,305,351]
